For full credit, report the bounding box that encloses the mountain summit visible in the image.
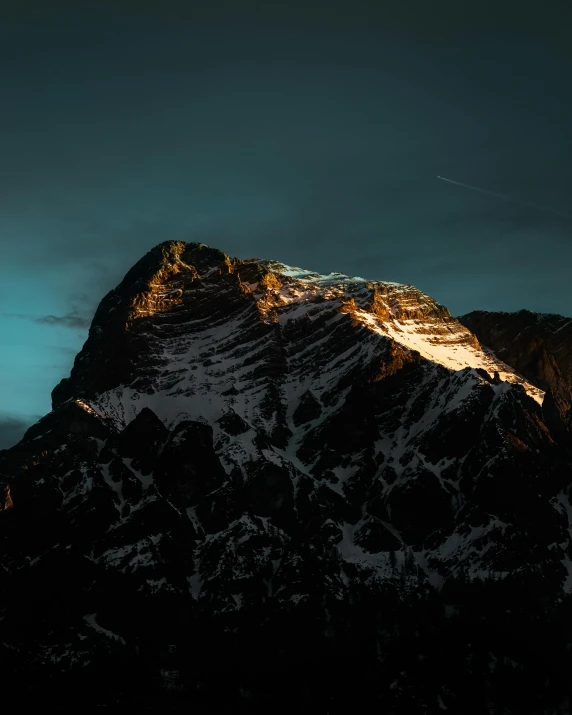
[52,240,544,416]
[1,241,571,712]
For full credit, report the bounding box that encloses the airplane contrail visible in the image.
[436,175,572,220]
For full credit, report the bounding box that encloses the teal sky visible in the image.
[1,0,571,447]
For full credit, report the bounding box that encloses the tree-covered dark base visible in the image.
[5,584,572,715]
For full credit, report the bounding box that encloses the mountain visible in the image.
[1,241,572,713]
[461,309,572,441]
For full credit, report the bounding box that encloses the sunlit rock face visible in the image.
[1,241,572,712]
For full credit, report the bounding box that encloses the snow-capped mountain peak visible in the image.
[1,240,570,710]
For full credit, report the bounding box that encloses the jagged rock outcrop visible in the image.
[1,242,572,713]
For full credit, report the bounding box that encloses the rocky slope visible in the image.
[461,310,572,441]
[1,241,572,713]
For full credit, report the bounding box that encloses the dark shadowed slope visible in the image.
[461,309,572,441]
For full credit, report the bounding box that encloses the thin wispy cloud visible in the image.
[0,413,40,450]
[2,311,92,329]
[35,312,92,329]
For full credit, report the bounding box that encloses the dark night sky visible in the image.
[1,0,571,446]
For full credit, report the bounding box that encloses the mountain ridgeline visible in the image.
[1,241,572,713]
